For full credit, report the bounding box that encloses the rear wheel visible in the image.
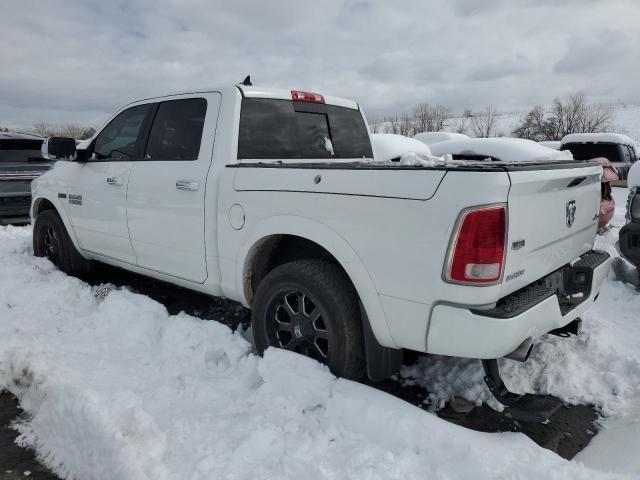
[33,209,90,276]
[252,259,366,380]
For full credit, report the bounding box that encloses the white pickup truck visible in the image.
[31,83,610,421]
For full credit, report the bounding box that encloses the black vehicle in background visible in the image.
[0,132,52,224]
[560,133,638,181]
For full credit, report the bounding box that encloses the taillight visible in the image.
[445,205,507,285]
[291,90,325,104]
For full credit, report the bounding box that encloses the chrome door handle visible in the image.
[106,176,123,186]
[176,180,200,191]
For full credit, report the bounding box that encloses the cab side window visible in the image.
[93,104,151,161]
[144,98,207,161]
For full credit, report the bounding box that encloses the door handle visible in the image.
[106,176,123,186]
[176,180,200,191]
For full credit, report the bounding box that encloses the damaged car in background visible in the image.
[0,132,52,224]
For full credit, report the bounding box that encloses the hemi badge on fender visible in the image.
[57,193,67,199]
[512,239,525,250]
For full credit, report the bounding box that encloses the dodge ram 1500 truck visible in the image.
[31,84,610,422]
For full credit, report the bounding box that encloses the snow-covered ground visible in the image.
[0,188,638,479]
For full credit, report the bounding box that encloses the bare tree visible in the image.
[413,103,450,133]
[399,113,414,137]
[469,105,498,138]
[512,105,548,141]
[511,94,613,141]
[33,122,54,137]
[387,115,400,135]
[32,122,96,140]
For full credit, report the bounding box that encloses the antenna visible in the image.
[242,75,252,86]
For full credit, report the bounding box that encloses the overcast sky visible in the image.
[1,0,639,128]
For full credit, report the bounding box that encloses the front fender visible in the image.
[233,215,397,348]
[31,177,85,258]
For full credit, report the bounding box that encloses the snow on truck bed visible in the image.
[0,189,638,479]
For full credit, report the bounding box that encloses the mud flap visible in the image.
[360,302,403,382]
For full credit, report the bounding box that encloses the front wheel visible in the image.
[252,259,366,380]
[33,209,90,276]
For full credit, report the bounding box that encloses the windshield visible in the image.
[238,98,373,160]
[0,139,44,162]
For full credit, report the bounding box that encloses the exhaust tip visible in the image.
[505,337,533,362]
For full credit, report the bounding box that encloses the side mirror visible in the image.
[41,137,78,161]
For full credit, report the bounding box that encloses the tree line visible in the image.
[32,122,96,140]
[0,123,96,139]
[369,94,615,140]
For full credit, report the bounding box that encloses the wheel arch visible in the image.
[32,195,85,256]
[235,216,396,348]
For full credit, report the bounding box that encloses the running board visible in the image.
[482,359,562,424]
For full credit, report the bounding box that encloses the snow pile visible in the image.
[0,226,622,479]
[370,133,432,162]
[402,188,640,418]
[429,137,574,162]
[398,151,452,167]
[576,400,640,475]
[414,131,470,146]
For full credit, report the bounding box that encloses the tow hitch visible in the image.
[482,359,563,424]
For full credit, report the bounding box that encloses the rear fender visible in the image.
[235,216,397,348]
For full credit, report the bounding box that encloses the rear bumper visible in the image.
[426,250,610,359]
[620,222,640,269]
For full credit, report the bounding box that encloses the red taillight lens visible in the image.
[291,90,325,104]
[447,205,506,285]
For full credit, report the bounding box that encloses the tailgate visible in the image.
[500,164,602,296]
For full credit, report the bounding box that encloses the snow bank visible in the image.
[0,226,622,479]
[576,399,640,475]
[429,137,574,162]
[402,188,640,418]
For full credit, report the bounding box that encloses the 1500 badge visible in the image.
[68,194,82,205]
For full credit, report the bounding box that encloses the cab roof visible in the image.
[125,85,359,110]
[237,85,359,110]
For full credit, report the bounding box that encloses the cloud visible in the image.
[0,0,639,128]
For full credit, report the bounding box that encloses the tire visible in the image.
[252,259,366,380]
[33,209,90,276]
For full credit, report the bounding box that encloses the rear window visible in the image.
[561,143,621,163]
[145,98,207,161]
[237,98,373,160]
[0,139,44,162]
